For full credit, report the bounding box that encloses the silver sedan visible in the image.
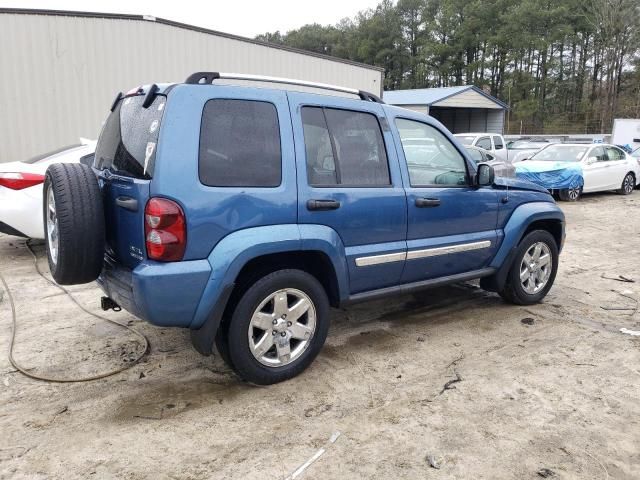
[464,145,515,178]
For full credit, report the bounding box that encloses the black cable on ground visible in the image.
[0,239,148,383]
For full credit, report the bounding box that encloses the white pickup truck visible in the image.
[454,133,508,160]
[454,133,552,163]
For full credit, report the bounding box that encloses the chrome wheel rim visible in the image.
[520,242,552,295]
[46,185,59,265]
[623,175,634,194]
[248,288,316,367]
[567,187,580,200]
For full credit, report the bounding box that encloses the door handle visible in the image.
[415,197,441,208]
[115,196,138,212]
[307,199,341,211]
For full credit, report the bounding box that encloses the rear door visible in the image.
[492,135,507,161]
[604,146,629,189]
[388,113,500,283]
[94,91,166,269]
[289,93,407,294]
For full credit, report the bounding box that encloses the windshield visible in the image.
[455,136,476,146]
[632,148,640,159]
[508,140,547,150]
[94,94,166,178]
[530,145,589,162]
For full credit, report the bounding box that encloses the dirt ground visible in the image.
[1,192,639,480]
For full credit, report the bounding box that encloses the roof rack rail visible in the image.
[184,71,384,104]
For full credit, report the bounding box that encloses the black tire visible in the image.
[558,186,581,201]
[224,269,330,385]
[498,230,559,305]
[617,172,635,195]
[43,163,105,285]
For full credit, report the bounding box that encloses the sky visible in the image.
[0,0,381,38]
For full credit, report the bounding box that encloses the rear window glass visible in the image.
[301,106,390,187]
[199,99,282,187]
[94,94,166,179]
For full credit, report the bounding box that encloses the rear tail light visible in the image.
[144,198,186,261]
[0,172,45,190]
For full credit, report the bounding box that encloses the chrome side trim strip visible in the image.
[355,251,406,267]
[406,240,492,260]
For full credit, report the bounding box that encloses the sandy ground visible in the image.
[1,192,639,480]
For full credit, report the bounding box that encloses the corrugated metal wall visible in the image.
[486,110,505,134]
[0,12,383,163]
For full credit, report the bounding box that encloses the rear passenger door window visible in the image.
[199,99,281,187]
[493,136,504,150]
[605,146,625,161]
[301,107,390,187]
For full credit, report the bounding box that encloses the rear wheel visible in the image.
[43,163,105,285]
[618,173,635,195]
[498,230,558,305]
[223,269,329,385]
[558,186,581,201]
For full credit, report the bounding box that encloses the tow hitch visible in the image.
[101,296,122,312]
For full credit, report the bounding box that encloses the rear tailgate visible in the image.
[93,89,167,269]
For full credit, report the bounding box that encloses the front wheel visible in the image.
[498,230,559,305]
[558,186,581,201]
[618,173,635,195]
[224,269,330,385]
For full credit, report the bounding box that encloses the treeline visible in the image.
[257,0,640,134]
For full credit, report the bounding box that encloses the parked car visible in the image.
[463,145,515,178]
[506,138,555,163]
[454,133,508,161]
[0,141,95,238]
[43,73,565,384]
[515,143,639,201]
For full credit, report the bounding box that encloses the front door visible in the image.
[583,146,609,192]
[389,114,500,283]
[289,93,407,294]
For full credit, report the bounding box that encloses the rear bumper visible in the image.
[97,255,211,327]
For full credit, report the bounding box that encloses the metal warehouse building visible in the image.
[0,9,383,163]
[384,86,507,134]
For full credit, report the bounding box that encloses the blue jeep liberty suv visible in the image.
[43,72,565,384]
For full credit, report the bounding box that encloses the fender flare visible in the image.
[482,202,565,292]
[190,224,349,354]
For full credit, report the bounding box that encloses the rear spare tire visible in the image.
[43,163,105,285]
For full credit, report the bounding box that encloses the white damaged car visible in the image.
[0,140,96,238]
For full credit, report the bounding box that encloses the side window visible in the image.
[301,107,390,187]
[591,147,606,161]
[199,99,281,187]
[395,118,468,187]
[606,147,625,161]
[476,137,492,150]
[493,136,504,150]
[466,148,483,163]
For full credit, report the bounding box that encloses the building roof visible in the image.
[0,8,384,73]
[383,85,508,109]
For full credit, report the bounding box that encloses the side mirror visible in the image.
[585,156,597,165]
[476,163,495,187]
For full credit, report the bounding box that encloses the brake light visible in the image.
[0,172,45,190]
[144,198,186,261]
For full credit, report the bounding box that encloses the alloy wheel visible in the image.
[46,185,59,265]
[248,288,317,367]
[519,242,552,294]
